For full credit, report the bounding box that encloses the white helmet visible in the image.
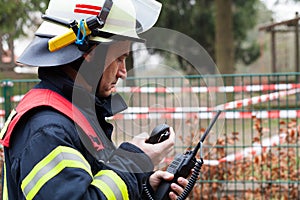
[17,0,162,67]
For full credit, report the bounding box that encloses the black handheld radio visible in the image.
[146,124,170,144]
[145,110,222,200]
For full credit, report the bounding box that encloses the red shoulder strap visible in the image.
[0,89,104,150]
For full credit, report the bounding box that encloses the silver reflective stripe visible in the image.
[92,170,129,200]
[94,174,123,200]
[21,146,92,200]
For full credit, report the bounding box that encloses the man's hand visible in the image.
[149,170,189,200]
[129,127,175,165]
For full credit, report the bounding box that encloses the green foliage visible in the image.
[0,0,49,38]
[155,0,263,72]
[232,0,261,65]
[0,0,49,67]
[233,0,258,41]
[157,0,215,56]
[235,42,261,65]
[154,1,215,74]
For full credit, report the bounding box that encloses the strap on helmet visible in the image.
[43,0,114,52]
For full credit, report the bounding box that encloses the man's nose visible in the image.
[117,62,127,79]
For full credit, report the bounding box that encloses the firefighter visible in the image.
[1,0,189,199]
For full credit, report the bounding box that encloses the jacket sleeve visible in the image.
[106,142,154,199]
[8,110,152,200]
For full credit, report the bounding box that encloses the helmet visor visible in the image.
[132,0,162,33]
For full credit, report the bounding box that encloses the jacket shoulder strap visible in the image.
[0,89,104,150]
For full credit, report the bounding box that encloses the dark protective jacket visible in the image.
[1,69,154,199]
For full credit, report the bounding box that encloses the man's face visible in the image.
[98,41,131,97]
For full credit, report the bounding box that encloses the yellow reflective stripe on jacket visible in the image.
[92,179,117,200]
[3,161,8,200]
[91,170,129,200]
[21,146,92,200]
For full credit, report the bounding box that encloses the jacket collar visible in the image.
[36,67,118,118]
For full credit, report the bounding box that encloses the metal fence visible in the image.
[1,73,300,199]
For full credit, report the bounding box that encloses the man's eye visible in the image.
[118,56,126,62]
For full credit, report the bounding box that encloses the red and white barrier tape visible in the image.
[0,95,24,104]
[114,83,300,93]
[164,133,287,166]
[1,83,300,104]
[1,88,299,119]
[110,110,300,120]
[0,109,299,119]
[206,132,287,166]
[214,88,300,110]
[1,88,300,119]
[109,88,300,119]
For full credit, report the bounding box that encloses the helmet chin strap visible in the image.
[62,66,93,93]
[77,43,109,94]
[95,75,104,98]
